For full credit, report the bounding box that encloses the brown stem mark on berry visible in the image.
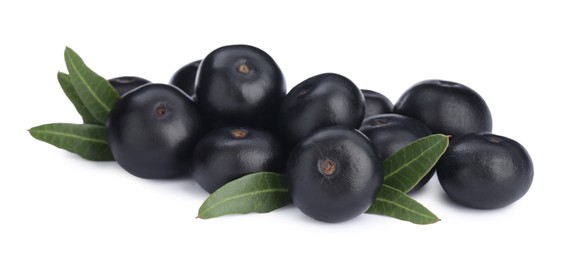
[487,135,503,144]
[318,159,337,176]
[371,119,389,126]
[298,86,311,96]
[114,77,134,84]
[231,129,248,139]
[238,63,250,74]
[155,104,167,118]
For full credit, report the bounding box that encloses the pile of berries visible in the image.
[82,44,534,223]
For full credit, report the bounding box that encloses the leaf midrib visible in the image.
[199,188,289,218]
[375,197,437,221]
[31,129,107,144]
[66,51,111,112]
[384,140,442,181]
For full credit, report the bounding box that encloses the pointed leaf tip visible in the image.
[64,47,120,124]
[383,134,449,193]
[29,123,114,161]
[366,184,440,225]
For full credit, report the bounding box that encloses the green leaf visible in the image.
[366,184,440,224]
[198,172,292,219]
[29,123,114,161]
[64,47,120,124]
[384,134,449,193]
[57,72,100,125]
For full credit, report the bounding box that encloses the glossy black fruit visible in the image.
[394,80,492,138]
[170,60,201,96]
[108,76,151,96]
[437,133,534,209]
[195,45,285,129]
[277,73,365,145]
[107,83,206,179]
[192,127,286,193]
[287,127,383,223]
[362,89,393,118]
[360,114,433,192]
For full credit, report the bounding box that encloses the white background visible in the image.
[2,1,564,259]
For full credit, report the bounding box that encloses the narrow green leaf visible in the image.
[198,172,292,219]
[64,47,120,124]
[366,184,439,224]
[57,72,100,125]
[384,134,449,193]
[29,123,114,161]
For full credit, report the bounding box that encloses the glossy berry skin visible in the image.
[437,133,534,209]
[108,76,151,96]
[277,73,365,145]
[394,80,492,138]
[195,45,285,129]
[192,127,287,193]
[360,114,433,192]
[362,89,393,118]
[170,60,201,96]
[107,83,206,179]
[287,127,383,223]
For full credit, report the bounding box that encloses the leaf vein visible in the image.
[66,52,111,112]
[200,188,288,217]
[32,129,107,144]
[384,140,442,180]
[376,197,436,220]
